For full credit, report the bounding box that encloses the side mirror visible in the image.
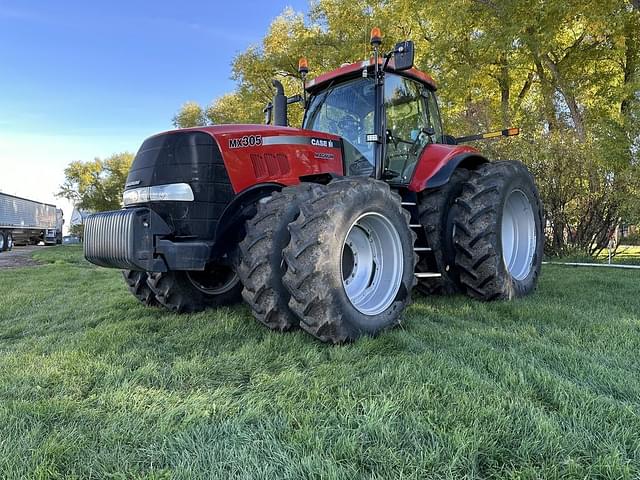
[393,40,414,71]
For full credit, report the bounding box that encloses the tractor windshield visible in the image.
[304,77,376,176]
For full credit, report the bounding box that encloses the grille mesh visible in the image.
[84,210,137,270]
[250,153,290,179]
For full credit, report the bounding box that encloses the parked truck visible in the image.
[0,192,64,252]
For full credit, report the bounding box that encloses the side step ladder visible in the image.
[402,200,442,280]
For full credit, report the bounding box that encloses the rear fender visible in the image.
[424,152,489,188]
[409,144,488,191]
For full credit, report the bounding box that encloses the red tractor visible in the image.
[84,30,543,343]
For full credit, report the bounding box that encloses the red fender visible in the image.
[408,144,486,192]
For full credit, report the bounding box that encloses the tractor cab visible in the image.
[267,30,446,186]
[302,66,443,183]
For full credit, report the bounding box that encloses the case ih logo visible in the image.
[229,135,263,149]
[311,138,336,148]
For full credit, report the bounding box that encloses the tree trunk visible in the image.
[621,1,640,116]
[533,56,559,131]
[498,54,510,127]
[544,54,586,141]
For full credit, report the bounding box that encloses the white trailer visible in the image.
[0,193,61,252]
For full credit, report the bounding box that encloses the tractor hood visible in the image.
[123,124,345,239]
[131,124,345,194]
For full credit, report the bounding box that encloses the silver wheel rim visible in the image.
[0,235,4,250]
[187,268,240,295]
[7,235,12,250]
[501,189,536,281]
[341,212,404,316]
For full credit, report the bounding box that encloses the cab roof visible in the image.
[305,58,437,93]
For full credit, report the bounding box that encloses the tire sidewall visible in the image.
[495,170,544,297]
[323,189,414,335]
[441,170,471,270]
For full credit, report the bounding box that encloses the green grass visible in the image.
[599,245,640,265]
[1,246,639,479]
[551,245,640,266]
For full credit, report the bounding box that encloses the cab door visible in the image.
[383,74,443,183]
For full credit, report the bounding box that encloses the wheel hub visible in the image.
[341,212,403,316]
[501,189,536,281]
[187,265,240,296]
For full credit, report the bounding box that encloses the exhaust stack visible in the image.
[272,79,288,127]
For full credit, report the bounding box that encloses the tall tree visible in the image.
[58,153,134,212]
[172,0,640,255]
[172,101,207,128]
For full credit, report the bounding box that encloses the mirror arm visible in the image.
[263,102,273,125]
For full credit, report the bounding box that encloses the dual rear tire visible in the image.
[452,161,543,300]
[417,160,543,300]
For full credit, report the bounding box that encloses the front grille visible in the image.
[84,209,139,270]
[125,131,234,238]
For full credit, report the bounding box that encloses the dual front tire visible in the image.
[122,265,241,312]
[239,178,417,343]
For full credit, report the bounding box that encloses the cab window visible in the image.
[304,77,376,176]
[384,75,441,182]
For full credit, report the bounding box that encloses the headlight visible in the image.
[123,183,194,206]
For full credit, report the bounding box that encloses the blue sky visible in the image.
[0,0,308,227]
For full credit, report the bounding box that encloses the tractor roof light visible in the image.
[298,57,309,76]
[370,27,382,46]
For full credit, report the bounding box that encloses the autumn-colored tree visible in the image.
[57,152,134,212]
[172,101,207,128]
[172,0,640,256]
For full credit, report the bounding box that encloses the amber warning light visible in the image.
[370,27,382,46]
[298,57,309,75]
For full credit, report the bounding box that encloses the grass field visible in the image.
[555,245,640,266]
[1,246,639,479]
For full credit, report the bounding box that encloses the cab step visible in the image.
[414,247,432,252]
[415,272,442,278]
